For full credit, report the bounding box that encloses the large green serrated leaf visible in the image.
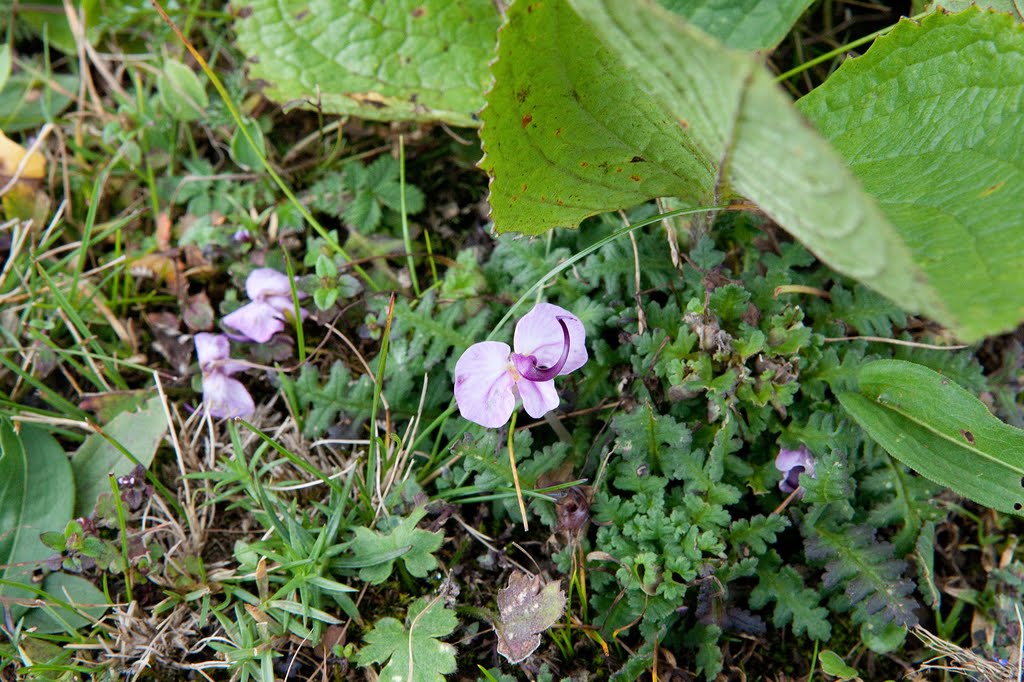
[234,0,500,127]
[798,8,1024,340]
[931,1,1023,20]
[838,359,1024,517]
[480,0,937,320]
[657,0,814,50]
[0,420,74,617]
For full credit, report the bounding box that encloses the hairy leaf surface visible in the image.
[480,0,936,324]
[798,8,1024,340]
[235,0,499,126]
[657,0,814,50]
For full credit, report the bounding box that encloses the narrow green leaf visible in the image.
[72,396,167,517]
[234,0,500,127]
[480,0,937,321]
[798,8,1024,340]
[305,575,357,595]
[0,43,11,94]
[267,599,343,624]
[838,359,1024,516]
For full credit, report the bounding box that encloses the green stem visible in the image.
[399,136,421,297]
[774,11,929,84]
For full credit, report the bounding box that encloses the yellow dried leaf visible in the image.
[0,130,45,182]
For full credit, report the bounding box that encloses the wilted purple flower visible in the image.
[222,268,307,343]
[775,445,816,496]
[117,464,154,512]
[195,332,255,418]
[454,303,587,427]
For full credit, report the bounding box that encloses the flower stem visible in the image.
[508,411,529,531]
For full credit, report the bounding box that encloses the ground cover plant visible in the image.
[2,0,1024,680]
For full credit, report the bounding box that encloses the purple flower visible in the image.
[117,464,154,512]
[775,445,816,496]
[454,303,587,427]
[195,332,255,418]
[222,268,307,343]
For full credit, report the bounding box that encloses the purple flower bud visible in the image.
[453,303,587,427]
[775,445,816,496]
[118,464,154,512]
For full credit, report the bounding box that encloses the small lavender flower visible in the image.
[222,268,308,343]
[775,444,816,496]
[195,332,255,418]
[453,303,587,427]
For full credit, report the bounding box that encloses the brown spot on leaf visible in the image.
[580,161,589,168]
[979,181,1005,197]
[237,5,253,18]
[411,5,426,17]
[678,118,689,129]
[961,429,975,444]
[521,113,533,128]
[629,174,641,182]
[294,8,309,20]
[615,167,623,173]
[554,127,562,136]
[521,183,528,192]
[631,156,645,163]
[1016,503,1023,511]
[515,88,529,103]
[348,91,390,108]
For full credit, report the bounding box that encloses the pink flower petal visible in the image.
[223,301,285,343]
[202,372,255,419]
[517,378,559,418]
[246,267,293,301]
[513,303,587,375]
[454,341,516,428]
[194,332,229,366]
